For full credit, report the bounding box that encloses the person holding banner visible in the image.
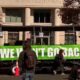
[53,49,65,75]
[18,39,37,80]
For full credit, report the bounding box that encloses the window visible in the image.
[8,32,19,44]
[34,9,51,23]
[65,30,76,44]
[5,9,23,22]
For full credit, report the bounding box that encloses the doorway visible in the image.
[35,36,50,45]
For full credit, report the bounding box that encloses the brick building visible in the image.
[0,0,80,45]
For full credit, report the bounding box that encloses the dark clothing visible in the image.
[53,53,64,73]
[18,50,37,74]
[68,66,79,80]
[18,50,26,73]
[18,39,37,80]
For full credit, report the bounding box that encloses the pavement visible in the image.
[0,74,69,80]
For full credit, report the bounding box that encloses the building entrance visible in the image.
[35,36,50,45]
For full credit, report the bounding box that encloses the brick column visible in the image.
[4,31,8,44]
[54,31,65,44]
[19,31,23,40]
[76,31,80,44]
[25,8,31,26]
[54,8,62,26]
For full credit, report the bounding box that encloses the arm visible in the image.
[32,50,37,69]
[18,51,24,68]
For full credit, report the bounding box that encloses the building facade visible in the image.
[0,0,80,45]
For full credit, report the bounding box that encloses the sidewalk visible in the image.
[0,74,69,80]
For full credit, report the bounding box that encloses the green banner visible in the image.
[0,45,80,61]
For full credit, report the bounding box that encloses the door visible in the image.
[35,36,50,45]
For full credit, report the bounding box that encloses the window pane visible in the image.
[5,9,23,22]
[11,16,16,22]
[34,12,39,22]
[45,12,50,22]
[8,32,19,42]
[34,9,51,23]
[17,17,21,22]
[65,34,75,44]
[40,12,44,22]
[6,16,11,22]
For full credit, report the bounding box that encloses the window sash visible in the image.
[34,10,51,23]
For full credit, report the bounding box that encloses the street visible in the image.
[0,74,69,80]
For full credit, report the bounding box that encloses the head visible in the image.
[59,49,64,55]
[23,44,31,50]
[23,39,31,50]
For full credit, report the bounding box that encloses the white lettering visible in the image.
[53,48,59,56]
[63,48,67,57]
[10,49,14,58]
[74,48,79,56]
[68,48,74,56]
[47,48,53,57]
[16,48,23,57]
[41,48,45,57]
[32,48,39,57]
